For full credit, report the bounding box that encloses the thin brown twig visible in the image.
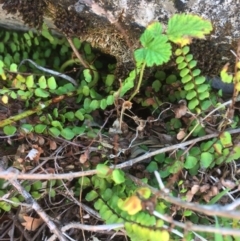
[4,168,67,241]
[66,37,89,69]
[1,128,240,180]
[48,222,125,241]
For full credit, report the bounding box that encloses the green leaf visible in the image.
[184,156,198,169]
[26,75,34,88]
[188,98,199,110]
[83,69,92,83]
[35,88,49,98]
[75,109,85,121]
[84,43,92,55]
[192,69,201,77]
[200,152,213,168]
[197,84,209,93]
[61,128,75,140]
[100,99,107,110]
[106,95,114,105]
[82,85,89,96]
[49,127,60,137]
[89,100,99,110]
[0,201,11,211]
[10,63,18,72]
[184,82,194,90]
[169,160,183,173]
[64,111,75,121]
[96,164,111,177]
[152,80,161,92]
[135,22,171,66]
[199,91,209,100]
[167,14,213,46]
[32,181,42,190]
[186,90,196,100]
[220,132,232,148]
[180,68,190,77]
[182,74,192,83]
[47,77,57,90]
[112,169,125,184]
[21,124,34,133]
[34,124,47,133]
[73,37,81,49]
[38,76,47,89]
[51,120,62,129]
[3,125,17,135]
[195,76,206,84]
[146,161,158,172]
[106,74,115,86]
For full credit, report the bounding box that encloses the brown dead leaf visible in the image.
[174,101,187,118]
[221,178,236,189]
[186,190,194,202]
[200,184,210,193]
[123,101,132,110]
[191,184,200,195]
[177,129,186,140]
[49,140,57,150]
[79,150,89,164]
[37,136,45,146]
[22,215,43,231]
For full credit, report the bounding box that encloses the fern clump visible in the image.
[175,46,211,112]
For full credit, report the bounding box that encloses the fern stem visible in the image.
[129,61,146,101]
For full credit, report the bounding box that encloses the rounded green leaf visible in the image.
[180,68,190,78]
[112,169,125,184]
[220,132,232,148]
[192,69,201,77]
[89,100,99,110]
[75,109,85,121]
[26,75,34,88]
[188,60,197,69]
[106,95,114,105]
[49,127,60,137]
[178,62,187,70]
[184,82,194,90]
[200,152,213,168]
[96,164,111,177]
[106,74,115,86]
[83,69,92,83]
[61,128,75,140]
[184,156,198,169]
[38,76,47,89]
[195,76,206,84]
[152,80,161,92]
[188,98,199,110]
[199,91,209,100]
[35,88,49,98]
[82,85,89,96]
[182,74,192,83]
[73,37,81,49]
[185,54,193,62]
[197,84,209,93]
[100,99,107,110]
[176,56,184,64]
[3,125,17,135]
[186,90,196,100]
[34,124,47,133]
[47,77,57,90]
[21,124,34,133]
[182,46,190,55]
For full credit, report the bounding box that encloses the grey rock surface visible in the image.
[0,0,239,41]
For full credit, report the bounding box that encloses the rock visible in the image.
[0,0,239,77]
